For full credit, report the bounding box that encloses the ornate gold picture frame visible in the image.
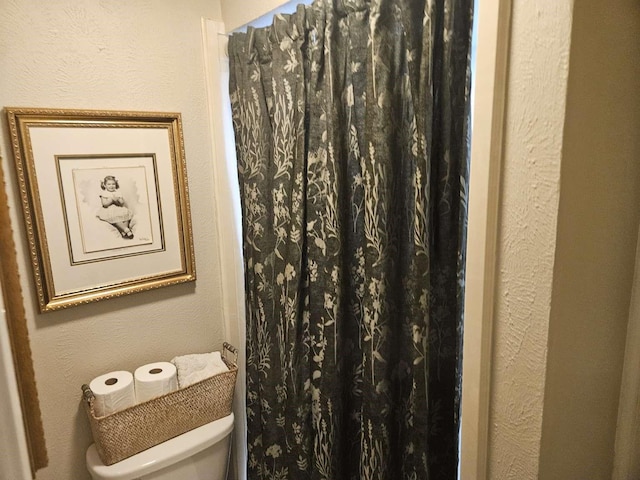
[0,155,48,475]
[6,108,196,312]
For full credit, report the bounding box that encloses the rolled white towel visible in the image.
[171,351,229,388]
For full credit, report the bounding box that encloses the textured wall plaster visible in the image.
[0,1,224,479]
[221,0,289,31]
[488,1,574,478]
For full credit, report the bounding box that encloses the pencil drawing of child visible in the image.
[96,175,134,239]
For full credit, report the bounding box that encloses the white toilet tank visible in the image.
[86,413,234,480]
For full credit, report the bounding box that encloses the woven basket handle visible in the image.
[223,342,238,367]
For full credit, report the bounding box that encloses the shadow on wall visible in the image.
[33,282,196,331]
[230,0,313,32]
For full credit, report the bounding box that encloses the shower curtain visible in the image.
[229,0,473,478]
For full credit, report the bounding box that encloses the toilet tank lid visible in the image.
[86,412,234,480]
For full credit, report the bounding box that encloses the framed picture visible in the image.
[6,108,196,312]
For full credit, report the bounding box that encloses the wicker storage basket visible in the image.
[81,342,238,466]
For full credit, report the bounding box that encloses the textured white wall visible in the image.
[488,1,574,478]
[221,0,290,31]
[0,1,225,479]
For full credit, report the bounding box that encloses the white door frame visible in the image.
[0,273,32,480]
[204,2,513,478]
[459,1,511,479]
[201,18,248,480]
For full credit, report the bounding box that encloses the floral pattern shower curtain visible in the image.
[229,0,473,478]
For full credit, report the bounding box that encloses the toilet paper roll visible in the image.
[134,362,178,403]
[89,371,136,417]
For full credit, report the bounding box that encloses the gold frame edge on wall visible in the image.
[0,154,48,474]
[5,107,196,313]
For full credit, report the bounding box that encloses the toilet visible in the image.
[86,412,234,480]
